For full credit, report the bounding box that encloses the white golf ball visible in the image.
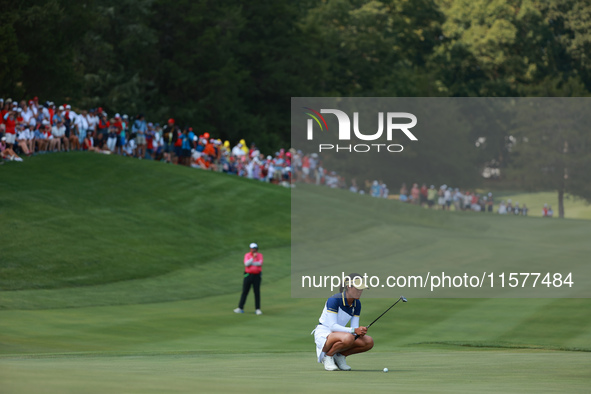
[383,367,388,372]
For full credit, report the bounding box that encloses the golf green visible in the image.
[2,350,589,393]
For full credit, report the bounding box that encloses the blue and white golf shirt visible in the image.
[318,292,361,333]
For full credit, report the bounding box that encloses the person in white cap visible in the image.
[234,242,264,315]
[312,273,374,371]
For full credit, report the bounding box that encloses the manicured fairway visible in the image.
[2,350,589,393]
[1,154,590,393]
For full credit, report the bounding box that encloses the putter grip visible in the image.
[354,333,359,339]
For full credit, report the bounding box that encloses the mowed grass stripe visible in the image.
[0,245,291,310]
[0,153,290,292]
[1,278,590,357]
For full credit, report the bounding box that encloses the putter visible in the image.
[354,296,408,339]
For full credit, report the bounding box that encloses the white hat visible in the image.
[66,104,71,109]
[344,275,369,290]
[249,242,258,249]
[58,105,64,110]
[115,113,121,118]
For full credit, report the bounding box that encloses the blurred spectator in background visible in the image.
[410,183,420,204]
[161,118,177,163]
[132,114,147,159]
[3,107,17,148]
[180,128,192,166]
[145,122,155,159]
[120,114,129,154]
[64,104,79,150]
[88,108,98,136]
[75,110,90,147]
[427,185,436,208]
[471,193,480,211]
[52,106,67,151]
[107,121,118,153]
[83,130,110,154]
[45,122,60,152]
[112,114,123,155]
[97,110,110,141]
[399,183,408,201]
[232,142,245,157]
[16,125,32,156]
[453,188,462,211]
[437,186,445,210]
[1,136,23,161]
[444,186,452,210]
[420,184,428,207]
[34,121,49,153]
[371,180,381,197]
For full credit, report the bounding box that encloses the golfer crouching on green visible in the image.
[312,273,373,371]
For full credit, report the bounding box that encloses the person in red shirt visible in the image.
[48,103,55,125]
[420,184,428,207]
[0,99,8,131]
[234,243,264,315]
[3,109,17,147]
[112,114,123,155]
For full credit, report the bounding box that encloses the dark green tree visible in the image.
[509,93,591,218]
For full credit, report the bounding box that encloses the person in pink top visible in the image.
[410,183,420,204]
[234,242,264,315]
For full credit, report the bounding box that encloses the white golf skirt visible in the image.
[312,324,332,363]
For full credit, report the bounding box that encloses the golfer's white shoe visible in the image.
[333,353,351,371]
[322,355,340,371]
[255,309,263,315]
[233,308,244,314]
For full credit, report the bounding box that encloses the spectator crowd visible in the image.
[0,96,292,183]
[1,96,556,218]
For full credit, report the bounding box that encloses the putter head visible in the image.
[400,296,408,302]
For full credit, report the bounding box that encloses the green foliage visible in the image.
[0,2,27,96]
[4,0,591,195]
[301,0,443,96]
[508,97,591,217]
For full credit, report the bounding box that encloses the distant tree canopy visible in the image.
[3,0,591,215]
